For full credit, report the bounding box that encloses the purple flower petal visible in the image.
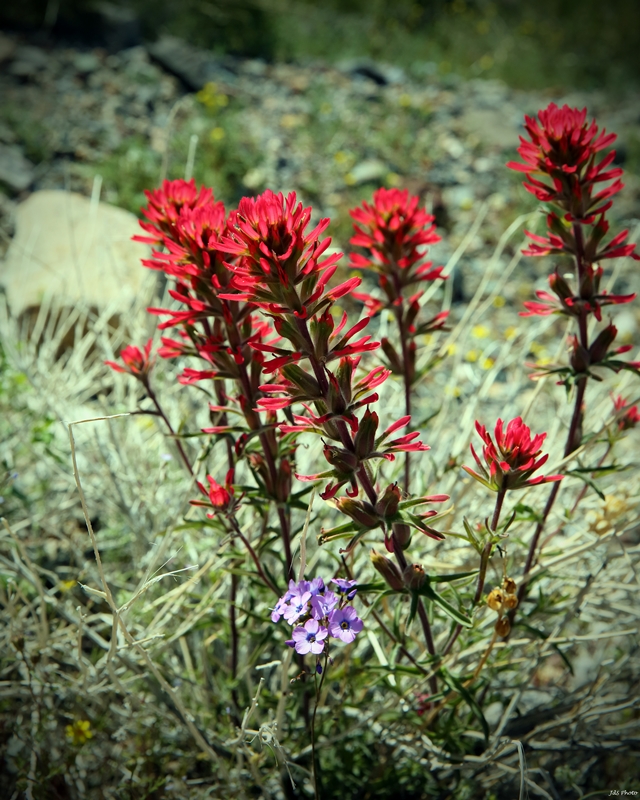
[328,606,363,643]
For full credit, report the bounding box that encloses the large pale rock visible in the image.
[0,190,153,318]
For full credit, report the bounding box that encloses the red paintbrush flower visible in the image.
[105,339,154,382]
[190,470,236,516]
[507,103,624,222]
[612,395,640,431]
[463,417,563,492]
[350,188,441,274]
[217,190,344,317]
[134,178,215,246]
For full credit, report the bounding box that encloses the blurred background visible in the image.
[2,0,640,318]
[2,0,640,90]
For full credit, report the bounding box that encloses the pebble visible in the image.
[0,144,35,191]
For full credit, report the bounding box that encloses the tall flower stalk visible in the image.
[132,179,297,581]
[217,190,449,678]
[507,103,639,614]
[349,189,448,493]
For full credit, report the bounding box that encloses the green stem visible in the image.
[145,384,194,476]
[311,651,328,800]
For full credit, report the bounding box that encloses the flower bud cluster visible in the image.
[612,395,640,432]
[486,578,518,638]
[271,577,363,667]
[105,339,155,383]
[190,470,237,517]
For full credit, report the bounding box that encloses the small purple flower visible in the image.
[284,579,300,603]
[283,591,311,624]
[291,619,328,655]
[271,596,289,623]
[310,589,339,620]
[328,606,363,644]
[308,577,326,596]
[331,578,358,600]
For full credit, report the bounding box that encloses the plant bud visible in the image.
[381,338,403,374]
[276,458,292,503]
[374,483,401,518]
[323,445,359,474]
[502,577,517,594]
[403,563,427,589]
[335,356,356,404]
[569,335,590,373]
[281,364,321,398]
[392,522,412,551]
[487,588,505,612]
[335,498,379,529]
[354,408,379,460]
[548,270,573,301]
[589,323,618,365]
[495,617,511,638]
[370,549,405,591]
[503,593,518,610]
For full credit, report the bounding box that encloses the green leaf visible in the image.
[566,470,605,500]
[420,584,472,627]
[407,591,420,627]
[431,571,478,583]
[439,668,489,741]
[317,521,359,544]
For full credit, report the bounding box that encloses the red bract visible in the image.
[105,339,154,382]
[463,417,563,492]
[613,395,640,431]
[350,188,441,274]
[349,189,445,331]
[134,178,215,246]
[218,190,345,318]
[520,270,636,322]
[507,103,623,221]
[190,470,236,517]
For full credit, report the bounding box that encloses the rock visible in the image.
[8,45,48,79]
[339,58,406,86]
[459,107,521,151]
[347,159,389,185]
[0,191,153,319]
[73,52,101,75]
[147,36,237,91]
[0,122,16,145]
[0,145,35,192]
[0,32,17,64]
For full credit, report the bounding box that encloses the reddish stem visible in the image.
[512,222,591,623]
[145,383,194,476]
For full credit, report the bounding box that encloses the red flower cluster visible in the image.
[190,470,236,517]
[219,190,352,318]
[105,338,154,382]
[134,178,214,247]
[508,103,638,326]
[612,395,640,431]
[463,417,563,493]
[110,178,448,560]
[507,103,623,222]
[350,188,443,285]
[349,188,448,383]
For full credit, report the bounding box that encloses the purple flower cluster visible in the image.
[271,577,363,657]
